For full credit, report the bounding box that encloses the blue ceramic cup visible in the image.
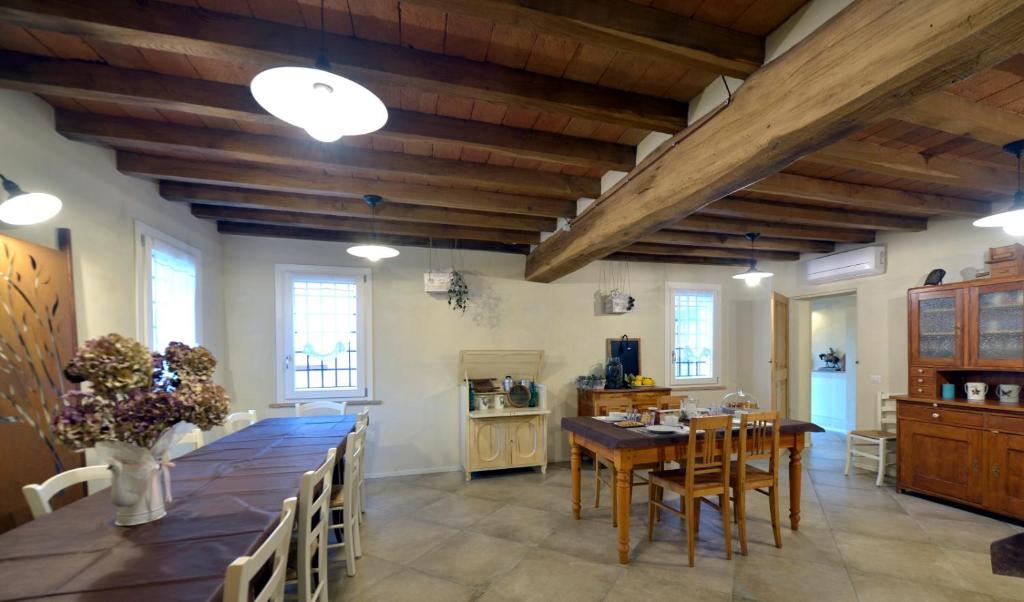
[941,383,955,399]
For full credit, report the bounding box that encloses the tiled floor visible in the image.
[328,433,1024,601]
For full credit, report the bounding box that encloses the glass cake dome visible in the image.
[722,388,759,409]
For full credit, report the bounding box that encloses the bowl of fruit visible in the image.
[629,374,656,387]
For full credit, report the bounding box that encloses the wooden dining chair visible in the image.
[328,422,366,576]
[731,410,782,556]
[844,392,898,486]
[224,410,258,434]
[594,396,660,527]
[296,400,348,417]
[22,465,112,519]
[223,497,297,602]
[647,414,733,567]
[291,448,336,602]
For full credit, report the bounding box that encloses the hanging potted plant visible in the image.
[448,269,470,313]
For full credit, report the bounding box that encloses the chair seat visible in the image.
[729,461,774,488]
[649,468,727,494]
[329,487,345,509]
[849,429,896,440]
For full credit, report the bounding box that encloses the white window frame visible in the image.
[135,221,202,351]
[665,282,721,387]
[275,264,373,403]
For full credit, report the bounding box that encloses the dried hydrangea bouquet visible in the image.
[52,334,230,526]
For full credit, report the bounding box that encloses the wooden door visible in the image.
[986,431,1024,517]
[509,416,544,467]
[469,420,506,470]
[770,292,789,416]
[908,288,964,367]
[966,281,1024,369]
[898,419,984,503]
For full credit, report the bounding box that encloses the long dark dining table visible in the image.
[0,415,357,601]
[562,415,824,564]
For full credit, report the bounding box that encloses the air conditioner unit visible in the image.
[806,246,886,284]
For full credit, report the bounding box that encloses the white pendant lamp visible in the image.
[346,195,399,261]
[732,232,774,287]
[974,140,1024,236]
[0,174,61,225]
[249,0,387,143]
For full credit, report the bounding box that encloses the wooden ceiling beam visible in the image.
[606,253,750,267]
[897,91,1024,147]
[404,0,763,78]
[0,0,687,131]
[524,0,1024,282]
[0,51,633,171]
[668,215,876,244]
[118,152,576,218]
[639,230,833,253]
[160,183,556,233]
[216,221,531,255]
[191,205,539,245]
[56,110,598,200]
[699,198,926,232]
[623,243,798,261]
[747,172,990,217]
[807,139,1017,194]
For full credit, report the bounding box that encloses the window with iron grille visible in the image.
[666,283,720,386]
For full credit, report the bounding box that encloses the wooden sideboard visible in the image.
[577,387,675,416]
[900,275,1024,520]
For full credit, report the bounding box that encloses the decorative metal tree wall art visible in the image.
[0,229,80,531]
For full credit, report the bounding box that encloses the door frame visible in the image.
[770,292,790,417]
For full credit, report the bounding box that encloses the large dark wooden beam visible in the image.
[405,0,763,78]
[0,0,687,131]
[623,243,798,261]
[216,221,531,255]
[118,153,576,218]
[747,173,989,217]
[0,51,634,171]
[606,253,750,267]
[897,91,1024,147]
[160,183,556,233]
[640,230,833,254]
[669,215,876,244]
[191,205,539,244]
[56,111,598,200]
[525,0,1024,281]
[699,198,927,232]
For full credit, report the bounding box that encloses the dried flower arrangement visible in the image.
[448,269,470,313]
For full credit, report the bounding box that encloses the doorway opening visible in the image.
[809,293,857,434]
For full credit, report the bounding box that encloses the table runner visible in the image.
[0,415,356,601]
[562,416,824,449]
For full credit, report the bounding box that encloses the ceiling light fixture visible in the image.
[0,174,62,225]
[249,0,388,143]
[732,232,774,287]
[346,194,399,261]
[974,140,1024,236]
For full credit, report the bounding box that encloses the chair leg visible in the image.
[736,488,748,556]
[332,509,345,545]
[594,461,601,509]
[647,485,656,541]
[353,507,363,559]
[721,490,732,561]
[610,468,618,528]
[768,484,782,549]
[844,435,853,476]
[693,496,702,537]
[684,493,696,568]
[345,511,357,577]
[876,439,886,487]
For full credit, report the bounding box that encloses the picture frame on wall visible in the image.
[606,337,641,376]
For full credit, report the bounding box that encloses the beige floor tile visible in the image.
[940,547,1024,599]
[916,515,1023,553]
[810,468,891,490]
[539,515,647,565]
[629,539,736,592]
[848,570,998,602]
[358,516,459,565]
[410,470,470,492]
[732,553,857,602]
[478,549,623,602]
[815,483,904,512]
[822,503,931,543]
[467,504,569,545]
[363,483,449,518]
[347,567,476,602]
[603,565,731,601]
[417,493,504,529]
[834,531,951,586]
[741,518,845,567]
[329,554,403,601]
[409,530,530,586]
[896,492,1015,526]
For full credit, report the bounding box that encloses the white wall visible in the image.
[221,236,776,476]
[810,294,857,432]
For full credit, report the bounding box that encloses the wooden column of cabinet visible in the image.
[900,275,1024,520]
[577,387,675,416]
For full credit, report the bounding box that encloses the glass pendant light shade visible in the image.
[733,233,773,286]
[0,175,61,225]
[975,141,1024,233]
[346,194,399,261]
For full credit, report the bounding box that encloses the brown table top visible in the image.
[561,415,824,449]
[0,415,356,602]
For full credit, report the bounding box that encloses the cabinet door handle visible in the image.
[972,459,981,473]
[931,413,940,419]
[992,464,1000,478]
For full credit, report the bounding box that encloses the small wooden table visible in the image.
[562,416,824,564]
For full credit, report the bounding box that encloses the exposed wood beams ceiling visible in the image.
[0,0,1017,273]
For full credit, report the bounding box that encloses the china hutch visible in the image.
[898,275,1024,519]
[577,386,674,417]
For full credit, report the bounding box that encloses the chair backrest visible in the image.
[22,465,112,519]
[658,395,689,409]
[736,410,781,483]
[223,497,297,602]
[297,448,336,602]
[178,427,204,450]
[344,423,367,512]
[224,410,258,434]
[685,414,732,490]
[595,396,631,416]
[357,407,370,429]
[296,401,348,417]
[878,392,897,433]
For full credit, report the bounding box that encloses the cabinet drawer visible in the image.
[986,413,1024,435]
[908,381,937,398]
[899,404,985,427]
[909,366,936,379]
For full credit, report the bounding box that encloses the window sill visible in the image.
[270,399,383,409]
[670,385,727,392]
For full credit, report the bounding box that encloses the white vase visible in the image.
[98,423,191,526]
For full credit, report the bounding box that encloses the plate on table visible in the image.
[646,425,681,434]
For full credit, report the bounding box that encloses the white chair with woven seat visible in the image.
[594,397,660,527]
[356,408,369,522]
[22,465,112,519]
[224,410,258,434]
[328,422,366,576]
[844,392,898,486]
[289,448,336,602]
[731,410,783,556]
[169,427,204,459]
[296,400,347,417]
[223,497,297,602]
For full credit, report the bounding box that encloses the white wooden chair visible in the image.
[328,422,366,576]
[844,392,898,486]
[291,448,336,602]
[224,410,258,434]
[295,401,348,417]
[356,408,369,521]
[168,427,204,460]
[223,497,297,602]
[22,465,112,518]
